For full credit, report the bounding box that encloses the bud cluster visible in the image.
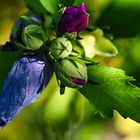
[0,2,90,127]
[49,35,88,94]
[48,2,90,93]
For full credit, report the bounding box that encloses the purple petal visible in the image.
[71,77,86,85]
[80,2,86,11]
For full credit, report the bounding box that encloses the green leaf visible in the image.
[79,64,140,123]
[39,0,59,14]
[0,50,19,91]
[24,0,47,14]
[22,24,45,50]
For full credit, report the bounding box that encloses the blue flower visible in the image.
[0,54,54,127]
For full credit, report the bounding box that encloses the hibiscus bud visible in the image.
[0,54,54,127]
[22,24,45,50]
[10,13,44,43]
[56,59,88,88]
[49,37,72,59]
[58,3,89,34]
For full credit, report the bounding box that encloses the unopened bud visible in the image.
[50,37,72,59]
[56,59,88,88]
[58,3,89,34]
[22,24,45,50]
[10,13,44,43]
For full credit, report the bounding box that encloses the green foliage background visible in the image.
[1,0,140,140]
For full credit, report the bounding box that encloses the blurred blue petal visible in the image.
[0,53,54,127]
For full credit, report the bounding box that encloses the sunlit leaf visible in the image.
[39,0,59,14]
[79,64,140,123]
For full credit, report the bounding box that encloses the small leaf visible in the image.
[79,64,140,123]
[22,24,45,50]
[39,0,59,14]
[69,56,97,65]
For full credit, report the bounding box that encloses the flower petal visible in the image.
[0,54,54,127]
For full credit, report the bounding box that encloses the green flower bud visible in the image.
[50,37,72,59]
[22,24,45,50]
[56,59,88,88]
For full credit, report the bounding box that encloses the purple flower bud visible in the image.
[58,3,89,34]
[0,54,54,127]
